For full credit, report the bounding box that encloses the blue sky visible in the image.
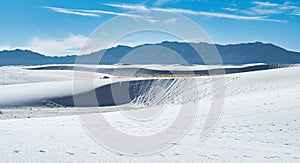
[0,0,300,56]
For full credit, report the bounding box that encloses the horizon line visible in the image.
[1,40,299,56]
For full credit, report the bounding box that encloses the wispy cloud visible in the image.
[43,6,147,19]
[43,3,292,23]
[247,8,281,15]
[104,3,148,11]
[154,0,179,6]
[43,6,165,23]
[43,6,99,17]
[223,7,239,12]
[152,7,266,20]
[253,1,279,7]
[72,9,144,19]
[104,3,286,22]
[44,6,179,23]
[242,1,300,16]
[293,11,300,16]
[163,18,178,24]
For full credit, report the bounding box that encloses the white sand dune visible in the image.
[0,65,300,162]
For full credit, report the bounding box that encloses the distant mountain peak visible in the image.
[0,41,299,65]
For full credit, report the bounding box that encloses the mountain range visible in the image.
[1,41,300,66]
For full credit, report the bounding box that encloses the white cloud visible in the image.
[280,2,299,10]
[242,1,300,16]
[250,8,282,15]
[25,35,88,56]
[43,6,99,17]
[152,7,265,20]
[3,35,89,56]
[253,1,279,7]
[163,18,178,24]
[223,7,239,12]
[43,3,290,23]
[45,5,177,23]
[0,45,11,50]
[43,6,148,19]
[144,18,160,23]
[42,2,300,24]
[104,3,286,22]
[104,3,148,11]
[293,12,300,16]
[73,9,144,19]
[154,0,177,6]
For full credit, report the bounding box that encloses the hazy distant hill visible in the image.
[0,49,76,66]
[1,42,300,65]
